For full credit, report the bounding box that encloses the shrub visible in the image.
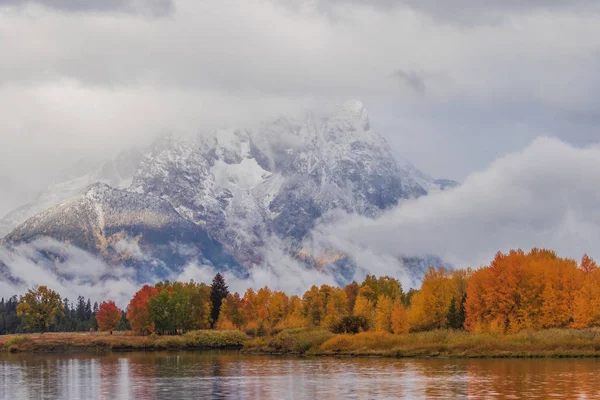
[183,330,248,348]
[6,336,29,347]
[330,315,370,334]
[244,328,334,354]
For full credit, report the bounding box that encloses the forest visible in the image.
[5,249,600,337]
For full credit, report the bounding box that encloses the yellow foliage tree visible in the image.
[324,287,349,328]
[391,300,410,334]
[353,287,376,330]
[17,286,63,333]
[375,295,393,332]
[408,267,456,331]
[281,295,306,328]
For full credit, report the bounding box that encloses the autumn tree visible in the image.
[303,285,327,327]
[390,300,410,334]
[189,282,212,330]
[353,286,376,330]
[148,281,213,334]
[573,255,600,328]
[17,286,63,333]
[343,282,359,314]
[241,288,258,334]
[96,301,122,334]
[127,285,160,335]
[210,273,229,328]
[280,295,306,329]
[408,267,458,331]
[324,287,349,328]
[270,291,289,329]
[580,254,598,274]
[216,293,246,330]
[375,295,393,332]
[465,249,584,333]
[362,275,403,302]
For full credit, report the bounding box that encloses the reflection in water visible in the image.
[2,351,600,399]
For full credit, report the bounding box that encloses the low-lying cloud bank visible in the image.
[1,137,599,305]
[0,237,339,308]
[0,238,139,308]
[310,137,600,270]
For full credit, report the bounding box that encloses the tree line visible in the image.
[0,292,124,334]
[6,249,600,336]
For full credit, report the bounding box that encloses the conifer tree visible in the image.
[446,297,459,329]
[210,273,229,328]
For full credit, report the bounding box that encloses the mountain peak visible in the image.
[328,99,370,134]
[341,99,365,113]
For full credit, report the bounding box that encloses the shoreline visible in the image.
[0,330,247,354]
[4,328,600,359]
[241,327,600,359]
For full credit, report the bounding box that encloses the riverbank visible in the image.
[5,328,600,357]
[0,330,248,353]
[242,328,600,358]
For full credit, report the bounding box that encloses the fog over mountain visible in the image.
[0,101,455,302]
[0,176,33,219]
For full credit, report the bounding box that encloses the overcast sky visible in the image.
[1,0,600,194]
[2,0,600,298]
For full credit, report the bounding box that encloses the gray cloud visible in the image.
[0,236,342,305]
[287,0,600,22]
[310,137,600,272]
[0,0,174,16]
[0,238,139,307]
[391,70,426,93]
[0,0,600,193]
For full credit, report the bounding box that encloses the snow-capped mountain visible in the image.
[1,100,457,283]
[0,149,143,238]
[130,100,449,265]
[3,183,241,281]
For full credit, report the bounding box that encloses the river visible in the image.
[1,351,600,399]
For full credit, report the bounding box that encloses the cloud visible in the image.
[0,0,174,16]
[176,238,339,296]
[0,238,140,307]
[310,137,600,271]
[284,0,600,23]
[0,236,342,307]
[1,0,600,195]
[391,70,426,93]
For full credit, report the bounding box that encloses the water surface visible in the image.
[1,351,600,399]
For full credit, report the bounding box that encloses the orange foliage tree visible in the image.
[465,249,587,333]
[390,300,410,334]
[572,255,600,328]
[96,301,122,334]
[127,285,160,335]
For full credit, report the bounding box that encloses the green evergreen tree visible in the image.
[210,273,229,328]
[446,296,459,329]
[85,298,92,320]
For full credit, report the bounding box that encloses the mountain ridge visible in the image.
[1,100,458,285]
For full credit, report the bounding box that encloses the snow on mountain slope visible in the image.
[131,100,455,267]
[3,100,457,285]
[0,149,143,238]
[3,183,241,281]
